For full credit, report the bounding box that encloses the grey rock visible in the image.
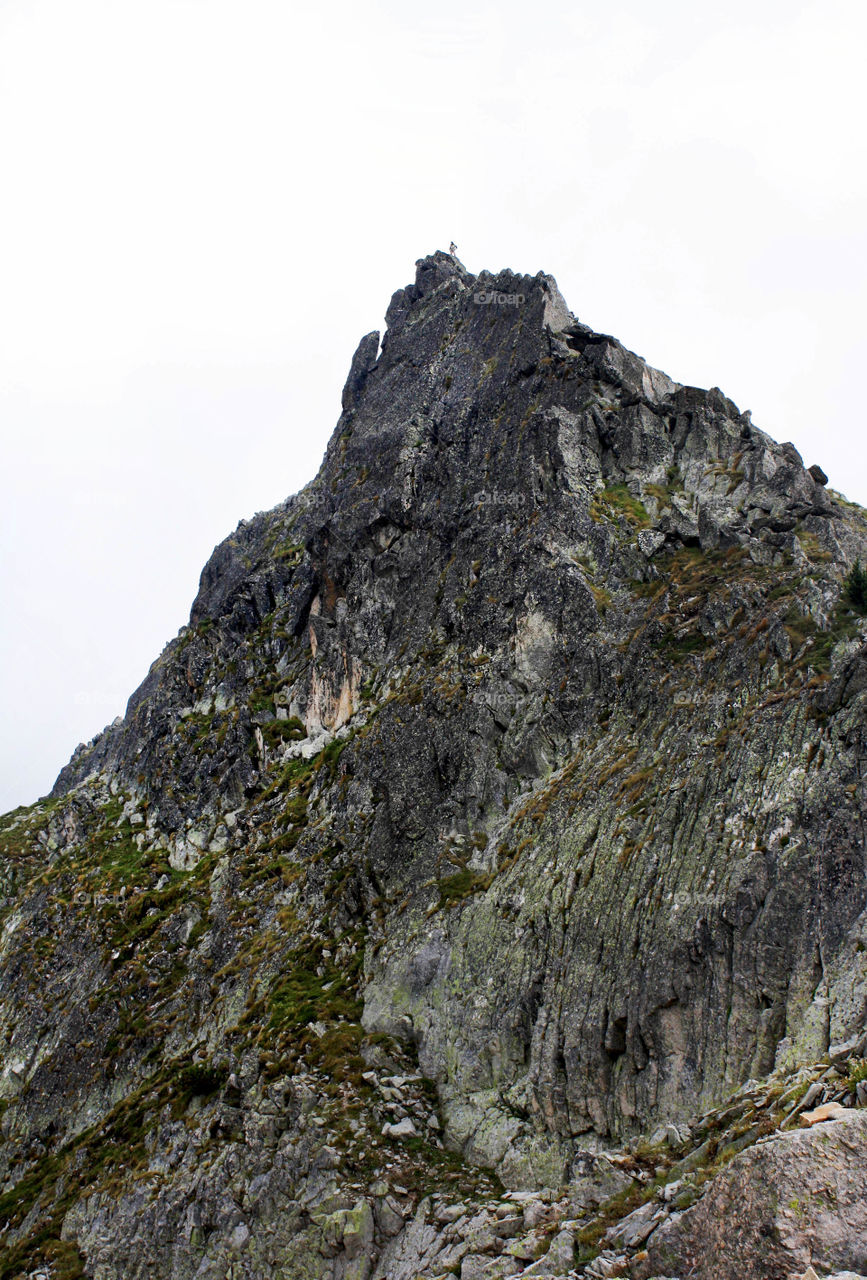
[459,1256,514,1280]
[605,1198,666,1247]
[504,1234,541,1261]
[637,529,665,558]
[491,1213,523,1238]
[437,1202,468,1223]
[829,1032,867,1063]
[803,1272,867,1280]
[381,1117,417,1138]
[584,1253,629,1278]
[229,1221,250,1252]
[342,331,381,412]
[374,1195,405,1238]
[521,1228,575,1274]
[640,1111,867,1280]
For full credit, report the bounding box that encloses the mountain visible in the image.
[3,251,867,1280]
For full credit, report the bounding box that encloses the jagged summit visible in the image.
[56,250,842,806]
[4,255,867,1278]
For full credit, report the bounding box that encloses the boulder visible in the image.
[606,1199,667,1248]
[800,1101,855,1126]
[521,1228,575,1275]
[639,1111,867,1280]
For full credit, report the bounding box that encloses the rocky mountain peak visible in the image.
[3,254,867,1279]
[322,251,834,579]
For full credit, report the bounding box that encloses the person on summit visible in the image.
[449,241,458,256]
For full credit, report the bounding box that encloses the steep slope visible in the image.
[2,251,867,1278]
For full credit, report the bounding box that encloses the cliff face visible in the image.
[3,252,867,1277]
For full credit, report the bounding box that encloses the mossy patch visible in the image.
[433,869,494,911]
[261,716,307,747]
[590,484,651,529]
[653,628,710,662]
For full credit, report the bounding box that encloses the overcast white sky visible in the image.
[1,0,865,813]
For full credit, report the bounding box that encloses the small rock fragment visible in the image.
[800,1101,853,1126]
[381,1117,418,1138]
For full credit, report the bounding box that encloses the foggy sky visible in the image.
[2,0,865,813]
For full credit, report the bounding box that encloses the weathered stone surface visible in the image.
[522,1227,575,1274]
[606,1198,666,1247]
[640,1112,867,1280]
[637,528,665,558]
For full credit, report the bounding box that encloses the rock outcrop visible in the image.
[2,250,867,1277]
[640,1109,867,1280]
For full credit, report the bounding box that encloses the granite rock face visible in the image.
[2,251,867,1275]
[640,1110,867,1280]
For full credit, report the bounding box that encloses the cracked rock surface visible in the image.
[2,251,867,1277]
